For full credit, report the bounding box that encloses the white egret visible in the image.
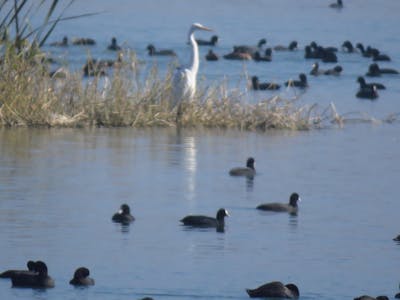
[171,23,212,109]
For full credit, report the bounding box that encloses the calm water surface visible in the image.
[1,126,399,300]
[1,0,400,299]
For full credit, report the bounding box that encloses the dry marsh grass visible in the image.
[0,44,397,130]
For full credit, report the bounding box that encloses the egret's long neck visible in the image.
[188,30,199,75]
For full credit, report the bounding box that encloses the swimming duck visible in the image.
[366,63,399,77]
[356,85,378,100]
[180,208,229,232]
[251,76,280,90]
[371,49,391,61]
[329,0,343,8]
[393,234,400,241]
[256,193,300,215]
[223,50,252,60]
[246,281,300,299]
[205,49,219,61]
[254,48,272,62]
[69,267,95,286]
[356,43,376,58]
[323,65,343,75]
[321,48,338,63]
[342,40,355,53]
[11,261,54,288]
[112,204,135,224]
[310,62,324,76]
[50,36,68,47]
[285,73,308,88]
[274,41,298,51]
[107,37,121,51]
[72,37,96,46]
[196,35,218,46]
[233,38,267,57]
[229,157,256,177]
[354,296,389,300]
[0,261,36,278]
[82,59,107,77]
[357,76,385,90]
[147,44,176,56]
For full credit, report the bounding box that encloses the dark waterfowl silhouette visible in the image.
[323,65,342,75]
[223,50,252,60]
[0,261,36,278]
[72,37,96,46]
[107,37,121,51]
[356,43,377,58]
[395,294,400,299]
[254,48,272,62]
[342,40,356,53]
[205,49,219,61]
[354,296,389,300]
[180,208,229,232]
[393,234,400,241]
[329,0,343,8]
[356,85,378,100]
[147,44,176,56]
[246,281,300,299]
[229,157,256,177]
[11,261,54,288]
[357,76,385,90]
[233,38,267,57]
[309,62,325,76]
[112,204,135,224]
[196,35,218,46]
[274,41,298,51]
[69,267,95,286]
[50,36,68,47]
[304,46,319,59]
[371,49,391,61]
[285,73,308,88]
[82,59,107,77]
[366,63,399,77]
[257,193,300,215]
[321,48,338,63]
[251,76,280,90]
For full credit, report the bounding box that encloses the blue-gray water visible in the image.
[1,1,400,299]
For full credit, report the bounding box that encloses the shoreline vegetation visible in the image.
[0,1,398,131]
[0,43,398,131]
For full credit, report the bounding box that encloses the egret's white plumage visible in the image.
[171,23,212,108]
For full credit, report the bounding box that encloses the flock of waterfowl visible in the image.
[1,157,399,299]
[47,28,398,102]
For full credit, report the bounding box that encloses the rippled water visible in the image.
[1,1,400,299]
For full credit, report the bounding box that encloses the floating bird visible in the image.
[147,44,176,56]
[107,37,121,51]
[196,35,218,46]
[342,40,356,53]
[69,267,95,286]
[251,76,280,90]
[393,234,400,241]
[254,48,272,62]
[274,41,298,51]
[354,296,389,300]
[171,23,212,109]
[356,85,378,100]
[323,65,343,75]
[366,63,399,76]
[229,157,256,178]
[356,43,378,58]
[256,193,301,215]
[112,204,135,224]
[371,49,391,61]
[0,261,36,278]
[309,62,325,76]
[205,49,219,61]
[72,37,96,46]
[285,73,308,88]
[11,261,54,288]
[329,0,343,8]
[50,36,68,47]
[357,76,385,90]
[180,208,229,232]
[233,38,267,57]
[223,50,252,60]
[82,59,107,77]
[246,281,300,299]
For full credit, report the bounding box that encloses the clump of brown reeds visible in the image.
[0,43,396,130]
